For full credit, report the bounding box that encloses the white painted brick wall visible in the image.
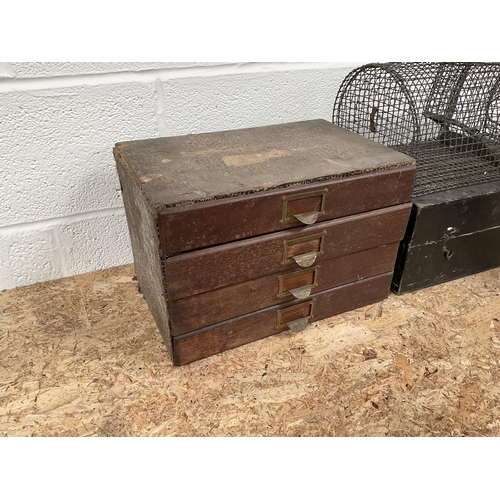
[9,62,231,78]
[0,62,361,290]
[0,82,158,226]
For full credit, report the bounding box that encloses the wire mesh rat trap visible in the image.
[333,62,500,293]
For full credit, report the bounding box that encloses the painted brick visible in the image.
[0,63,14,78]
[56,213,133,277]
[0,212,132,290]
[0,82,158,227]
[160,66,356,136]
[0,229,63,290]
[0,62,361,290]
[11,62,230,78]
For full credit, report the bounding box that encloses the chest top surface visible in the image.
[114,119,415,208]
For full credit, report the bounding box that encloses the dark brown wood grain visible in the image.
[169,243,400,335]
[280,267,317,295]
[158,166,415,255]
[284,233,324,262]
[115,158,173,356]
[277,301,314,326]
[165,203,411,301]
[172,272,393,365]
[284,191,325,220]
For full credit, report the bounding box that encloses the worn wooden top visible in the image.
[114,119,415,208]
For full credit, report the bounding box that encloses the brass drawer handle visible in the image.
[289,285,313,299]
[278,267,318,298]
[287,317,309,332]
[282,233,324,266]
[282,189,326,224]
[293,251,318,267]
[276,300,314,330]
[293,211,319,225]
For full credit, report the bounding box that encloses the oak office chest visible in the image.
[114,120,416,365]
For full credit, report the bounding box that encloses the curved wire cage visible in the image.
[333,62,500,197]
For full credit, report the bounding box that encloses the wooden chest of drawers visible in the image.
[114,120,416,365]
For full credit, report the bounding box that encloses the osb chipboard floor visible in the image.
[1,264,499,437]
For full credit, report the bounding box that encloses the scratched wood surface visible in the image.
[172,273,393,365]
[1,264,500,436]
[165,204,411,301]
[156,167,415,255]
[169,244,400,336]
[114,120,415,208]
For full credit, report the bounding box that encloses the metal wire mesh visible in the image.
[333,62,500,197]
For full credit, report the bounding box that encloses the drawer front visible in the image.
[172,272,393,365]
[165,203,412,301]
[158,165,415,255]
[169,243,400,335]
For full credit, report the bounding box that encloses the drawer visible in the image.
[114,120,416,256]
[158,166,415,255]
[165,203,412,301]
[172,272,393,365]
[169,242,400,335]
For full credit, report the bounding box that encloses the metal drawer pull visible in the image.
[293,211,319,225]
[281,189,326,224]
[293,251,318,267]
[289,285,313,299]
[287,318,309,332]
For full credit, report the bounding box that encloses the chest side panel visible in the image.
[115,158,172,355]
